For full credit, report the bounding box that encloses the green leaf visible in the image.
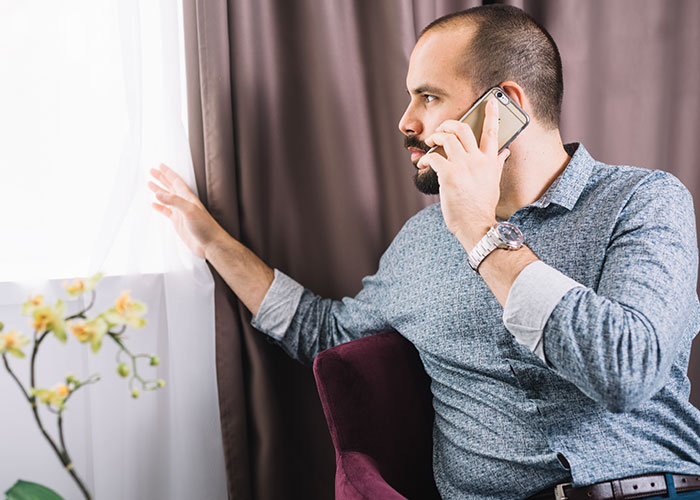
[5,480,64,500]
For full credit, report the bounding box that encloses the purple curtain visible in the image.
[183,1,700,498]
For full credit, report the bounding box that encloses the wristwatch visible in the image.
[467,221,524,272]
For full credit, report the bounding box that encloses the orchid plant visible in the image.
[1,273,163,500]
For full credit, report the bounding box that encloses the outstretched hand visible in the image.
[417,97,510,251]
[148,163,223,259]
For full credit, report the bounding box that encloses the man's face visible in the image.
[398,28,480,195]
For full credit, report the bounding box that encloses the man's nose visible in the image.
[398,105,422,137]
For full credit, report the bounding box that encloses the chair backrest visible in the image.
[313,331,440,499]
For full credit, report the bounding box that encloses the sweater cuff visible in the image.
[502,260,584,362]
[250,269,304,340]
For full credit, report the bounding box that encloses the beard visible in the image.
[405,135,440,195]
[413,164,440,195]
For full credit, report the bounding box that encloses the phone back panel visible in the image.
[463,87,529,152]
[432,87,529,156]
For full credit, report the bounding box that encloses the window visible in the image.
[0,0,189,282]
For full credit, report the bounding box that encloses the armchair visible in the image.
[313,331,441,499]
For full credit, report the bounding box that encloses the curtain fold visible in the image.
[183,1,253,498]
[184,1,700,498]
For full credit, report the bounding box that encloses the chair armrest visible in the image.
[335,450,408,500]
[313,331,434,455]
[314,331,440,499]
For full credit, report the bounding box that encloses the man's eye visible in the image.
[423,94,437,103]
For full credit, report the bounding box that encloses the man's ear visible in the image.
[498,81,528,111]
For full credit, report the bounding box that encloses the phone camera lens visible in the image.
[496,91,503,98]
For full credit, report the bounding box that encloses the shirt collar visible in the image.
[529,142,596,211]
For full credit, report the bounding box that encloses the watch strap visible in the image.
[468,226,501,272]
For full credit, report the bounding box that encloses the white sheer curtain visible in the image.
[0,1,227,498]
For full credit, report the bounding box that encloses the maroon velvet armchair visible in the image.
[313,331,441,499]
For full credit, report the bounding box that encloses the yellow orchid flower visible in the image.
[0,330,31,358]
[31,383,71,410]
[63,280,86,297]
[21,295,44,316]
[62,273,103,298]
[29,300,67,342]
[103,291,147,328]
[69,317,108,354]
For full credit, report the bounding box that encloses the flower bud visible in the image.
[117,363,130,378]
[156,379,165,388]
[66,374,77,384]
[131,389,140,399]
[149,355,160,366]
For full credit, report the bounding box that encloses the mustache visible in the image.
[404,135,429,152]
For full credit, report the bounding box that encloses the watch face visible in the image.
[495,222,523,246]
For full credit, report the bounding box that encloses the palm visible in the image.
[171,206,206,258]
[148,164,219,259]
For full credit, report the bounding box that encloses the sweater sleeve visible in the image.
[250,239,400,366]
[509,171,700,412]
[251,268,305,340]
[503,260,584,361]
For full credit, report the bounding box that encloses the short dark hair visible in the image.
[419,5,563,129]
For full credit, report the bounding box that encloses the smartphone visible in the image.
[426,86,529,156]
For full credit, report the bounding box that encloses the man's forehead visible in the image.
[405,28,474,93]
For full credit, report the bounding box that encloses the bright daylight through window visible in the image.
[0,0,189,282]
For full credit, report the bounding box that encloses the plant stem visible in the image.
[64,291,96,322]
[29,330,49,389]
[27,329,92,499]
[110,332,151,388]
[57,412,68,459]
[2,354,31,403]
[56,411,92,500]
[25,387,92,498]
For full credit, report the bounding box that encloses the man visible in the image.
[148,5,700,499]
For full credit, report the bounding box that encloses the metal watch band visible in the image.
[467,226,501,272]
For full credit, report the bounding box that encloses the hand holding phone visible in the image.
[426,86,529,157]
